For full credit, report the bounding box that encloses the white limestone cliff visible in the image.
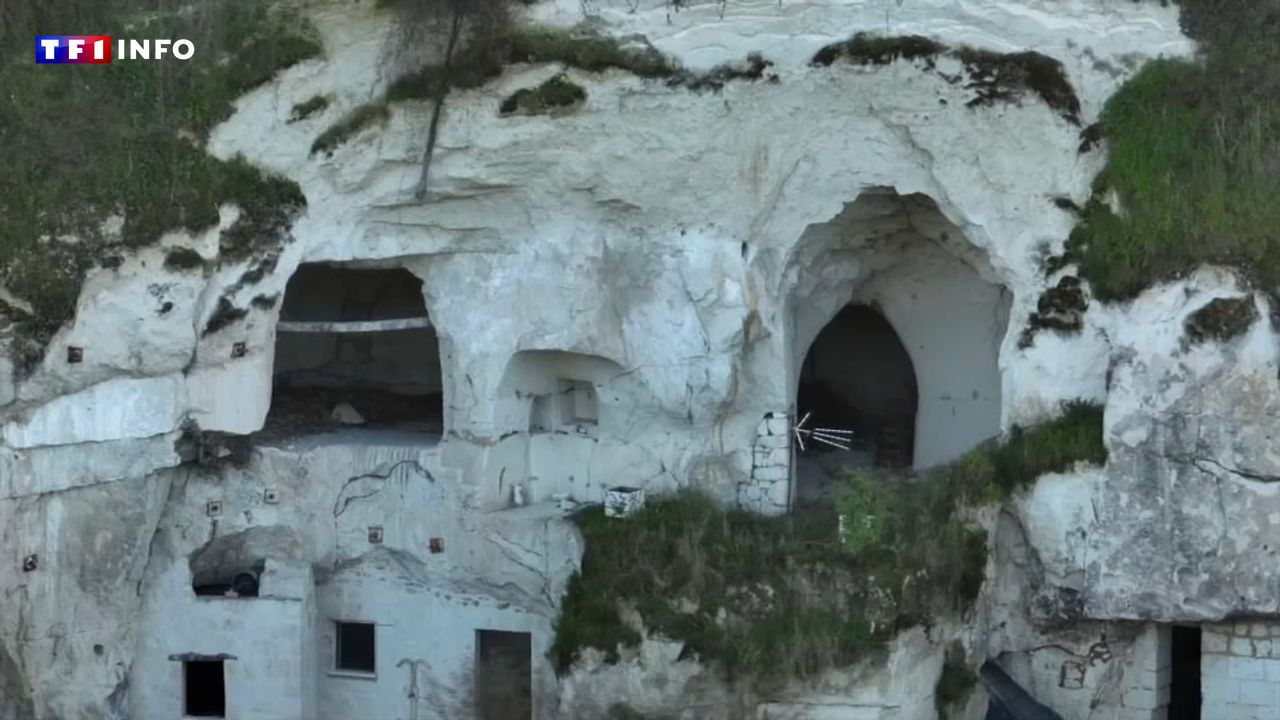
[6,1,1279,719]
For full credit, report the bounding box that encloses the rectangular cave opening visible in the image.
[183,660,226,718]
[264,263,444,442]
[476,629,532,720]
[1169,625,1201,720]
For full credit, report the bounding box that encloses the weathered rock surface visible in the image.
[5,0,1277,718]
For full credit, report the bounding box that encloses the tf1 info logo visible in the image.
[35,36,195,64]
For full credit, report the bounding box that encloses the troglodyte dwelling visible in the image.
[2,0,1278,719]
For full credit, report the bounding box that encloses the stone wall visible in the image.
[739,412,791,514]
[1202,622,1280,720]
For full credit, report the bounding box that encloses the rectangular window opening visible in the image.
[335,621,376,675]
[476,629,532,720]
[183,660,225,718]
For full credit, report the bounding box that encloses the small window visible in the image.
[335,621,376,674]
[184,660,225,717]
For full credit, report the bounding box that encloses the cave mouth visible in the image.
[784,188,1011,509]
[265,263,443,440]
[795,304,917,505]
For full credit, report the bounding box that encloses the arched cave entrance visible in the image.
[795,304,917,504]
[264,263,443,440]
[786,188,1010,507]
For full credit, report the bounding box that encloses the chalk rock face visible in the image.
[1015,272,1280,621]
[5,0,1277,718]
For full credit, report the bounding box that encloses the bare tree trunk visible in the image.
[413,1,465,201]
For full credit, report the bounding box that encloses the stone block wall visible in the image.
[1201,621,1280,720]
[738,412,791,515]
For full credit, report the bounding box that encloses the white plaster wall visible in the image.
[315,557,557,720]
[133,595,310,720]
[115,434,581,720]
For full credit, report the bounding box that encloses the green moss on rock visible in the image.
[310,103,391,156]
[289,95,331,122]
[811,32,1081,124]
[812,33,945,67]
[499,74,587,116]
[164,248,206,272]
[510,26,677,78]
[669,52,777,93]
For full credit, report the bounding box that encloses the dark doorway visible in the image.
[184,660,226,718]
[1169,625,1201,720]
[476,629,532,720]
[795,304,918,505]
[266,263,444,439]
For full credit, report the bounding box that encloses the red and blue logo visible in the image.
[36,36,113,64]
